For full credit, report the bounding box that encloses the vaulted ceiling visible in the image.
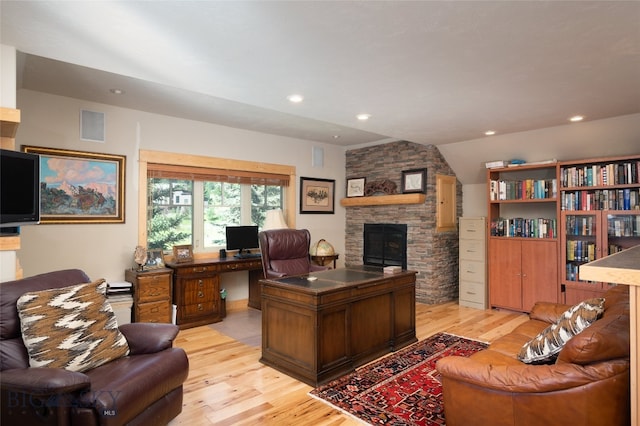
[2,1,639,183]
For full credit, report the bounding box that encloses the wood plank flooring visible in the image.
[170,302,528,425]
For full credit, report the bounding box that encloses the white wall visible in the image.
[15,89,346,300]
[462,183,487,218]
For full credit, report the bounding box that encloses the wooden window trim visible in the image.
[138,150,296,247]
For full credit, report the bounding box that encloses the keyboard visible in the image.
[234,253,262,259]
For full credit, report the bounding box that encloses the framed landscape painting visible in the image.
[300,177,335,214]
[22,146,125,224]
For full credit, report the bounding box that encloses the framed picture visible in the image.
[22,146,125,224]
[145,249,165,269]
[401,168,427,194]
[173,244,193,263]
[300,177,335,214]
[346,177,366,197]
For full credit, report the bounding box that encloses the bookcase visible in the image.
[487,164,560,312]
[559,155,640,304]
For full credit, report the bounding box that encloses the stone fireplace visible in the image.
[345,141,462,304]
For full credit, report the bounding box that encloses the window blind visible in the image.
[147,164,289,186]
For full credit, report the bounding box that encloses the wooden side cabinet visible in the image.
[489,239,558,312]
[125,268,173,323]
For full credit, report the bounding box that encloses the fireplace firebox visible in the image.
[363,224,407,270]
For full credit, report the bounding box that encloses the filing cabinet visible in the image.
[459,217,487,309]
[125,268,173,323]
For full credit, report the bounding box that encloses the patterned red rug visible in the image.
[309,332,488,425]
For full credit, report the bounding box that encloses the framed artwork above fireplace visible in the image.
[401,168,427,194]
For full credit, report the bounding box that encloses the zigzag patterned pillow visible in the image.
[17,279,130,372]
[518,298,605,364]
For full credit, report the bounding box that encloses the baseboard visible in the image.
[226,298,249,312]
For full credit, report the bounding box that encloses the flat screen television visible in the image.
[225,225,259,256]
[0,149,40,231]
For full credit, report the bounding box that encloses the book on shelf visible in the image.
[485,160,507,169]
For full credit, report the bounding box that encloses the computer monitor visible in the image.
[225,225,259,255]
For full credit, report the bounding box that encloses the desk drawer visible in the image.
[182,302,216,319]
[136,274,171,303]
[183,278,216,304]
[136,300,171,323]
[174,264,219,276]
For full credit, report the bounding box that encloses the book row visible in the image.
[560,161,640,188]
[564,214,640,237]
[490,217,556,238]
[489,179,557,201]
[566,240,596,262]
[565,244,625,282]
[608,216,640,238]
[561,188,640,211]
[565,215,596,236]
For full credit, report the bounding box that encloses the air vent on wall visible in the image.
[80,109,105,142]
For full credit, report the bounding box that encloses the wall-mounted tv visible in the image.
[0,149,41,231]
[225,225,259,257]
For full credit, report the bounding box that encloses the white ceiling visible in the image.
[1,1,639,180]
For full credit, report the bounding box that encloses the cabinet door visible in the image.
[436,174,457,232]
[488,239,522,310]
[521,239,558,310]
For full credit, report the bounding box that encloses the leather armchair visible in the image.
[0,269,189,426]
[259,229,328,278]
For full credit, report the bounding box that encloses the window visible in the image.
[141,151,293,254]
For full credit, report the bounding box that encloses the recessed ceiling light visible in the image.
[485,130,496,136]
[569,115,584,122]
[287,94,304,103]
[109,88,124,95]
[356,113,371,121]
[333,135,340,139]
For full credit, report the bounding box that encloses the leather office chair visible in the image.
[258,229,328,279]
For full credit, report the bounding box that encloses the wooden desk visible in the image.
[166,257,264,329]
[580,244,640,426]
[260,266,417,386]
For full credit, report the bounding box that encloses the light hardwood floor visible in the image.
[170,302,528,425]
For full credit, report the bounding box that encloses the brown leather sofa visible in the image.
[0,269,189,426]
[258,229,328,278]
[436,285,630,426]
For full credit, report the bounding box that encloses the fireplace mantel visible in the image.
[340,193,426,207]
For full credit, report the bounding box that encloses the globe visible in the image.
[310,239,336,266]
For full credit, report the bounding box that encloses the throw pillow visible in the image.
[17,279,130,372]
[517,298,605,364]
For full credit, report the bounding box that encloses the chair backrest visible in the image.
[0,269,91,370]
[258,229,313,278]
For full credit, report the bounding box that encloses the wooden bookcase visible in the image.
[487,163,560,312]
[559,155,640,304]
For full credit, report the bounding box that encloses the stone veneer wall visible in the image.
[345,141,462,304]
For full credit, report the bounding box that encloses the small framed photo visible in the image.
[346,177,366,197]
[300,177,335,214]
[145,249,165,269]
[401,168,427,194]
[173,244,193,263]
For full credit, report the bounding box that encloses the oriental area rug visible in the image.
[309,332,488,426]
